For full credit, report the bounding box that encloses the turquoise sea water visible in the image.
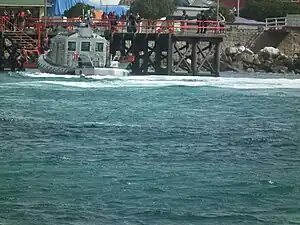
[0,72,300,225]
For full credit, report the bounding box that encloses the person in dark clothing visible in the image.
[110,12,118,32]
[9,11,15,31]
[127,13,137,33]
[78,57,82,68]
[10,42,18,72]
[136,13,141,23]
[198,11,207,34]
[196,11,201,33]
[17,10,25,30]
[120,12,126,21]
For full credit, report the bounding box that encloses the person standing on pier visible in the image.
[17,10,25,31]
[9,11,15,31]
[25,10,32,29]
[196,11,207,34]
[127,13,137,33]
[217,13,226,33]
[2,9,8,30]
[196,11,201,33]
[181,10,188,33]
[120,11,126,30]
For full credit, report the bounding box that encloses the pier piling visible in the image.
[107,32,223,76]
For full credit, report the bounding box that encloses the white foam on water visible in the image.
[9,71,300,89]
[19,71,78,79]
[40,76,300,89]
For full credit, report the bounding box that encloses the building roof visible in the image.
[234,16,265,25]
[0,0,45,6]
[191,0,247,9]
[171,6,210,18]
[190,0,214,7]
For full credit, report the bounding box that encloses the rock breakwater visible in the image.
[221,45,300,74]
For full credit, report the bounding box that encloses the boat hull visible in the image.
[37,54,74,75]
[75,67,130,76]
[37,54,130,76]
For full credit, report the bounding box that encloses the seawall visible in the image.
[223,28,300,56]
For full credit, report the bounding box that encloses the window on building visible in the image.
[68,41,76,51]
[81,42,90,51]
[95,42,104,52]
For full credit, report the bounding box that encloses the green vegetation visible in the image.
[130,0,234,22]
[64,3,95,18]
[208,4,235,22]
[130,0,176,19]
[240,0,300,21]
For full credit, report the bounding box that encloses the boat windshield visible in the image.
[78,54,94,68]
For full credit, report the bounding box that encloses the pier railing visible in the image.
[95,19,226,34]
[265,17,287,30]
[0,17,226,68]
[1,17,226,35]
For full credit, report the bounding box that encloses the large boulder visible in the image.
[253,55,261,66]
[285,57,295,71]
[258,47,281,61]
[4,50,10,59]
[238,45,246,52]
[293,58,300,70]
[221,45,298,74]
[242,52,255,64]
[260,47,280,56]
[4,38,12,48]
[231,61,244,71]
[225,46,239,55]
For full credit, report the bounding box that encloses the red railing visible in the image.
[1,17,226,34]
[90,19,226,34]
[0,17,225,68]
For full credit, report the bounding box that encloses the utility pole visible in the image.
[216,0,220,20]
[44,0,47,26]
[237,0,240,17]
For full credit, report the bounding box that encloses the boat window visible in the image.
[95,42,104,52]
[81,42,90,51]
[68,41,76,51]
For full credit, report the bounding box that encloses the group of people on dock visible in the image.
[7,43,30,72]
[100,10,225,34]
[83,10,140,33]
[181,10,226,34]
[100,11,140,33]
[2,9,32,31]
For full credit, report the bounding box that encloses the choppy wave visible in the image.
[6,71,300,89]
[1,70,300,225]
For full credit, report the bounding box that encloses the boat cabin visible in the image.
[48,26,108,68]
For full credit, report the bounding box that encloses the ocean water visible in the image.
[0,72,300,225]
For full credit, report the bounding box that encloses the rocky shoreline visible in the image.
[221,45,300,74]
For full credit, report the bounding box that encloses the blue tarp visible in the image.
[52,0,130,16]
[94,5,130,16]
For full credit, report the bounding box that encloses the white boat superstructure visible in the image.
[37,24,132,76]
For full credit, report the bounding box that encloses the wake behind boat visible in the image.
[37,23,133,76]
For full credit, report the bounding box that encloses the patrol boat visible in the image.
[37,24,133,76]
